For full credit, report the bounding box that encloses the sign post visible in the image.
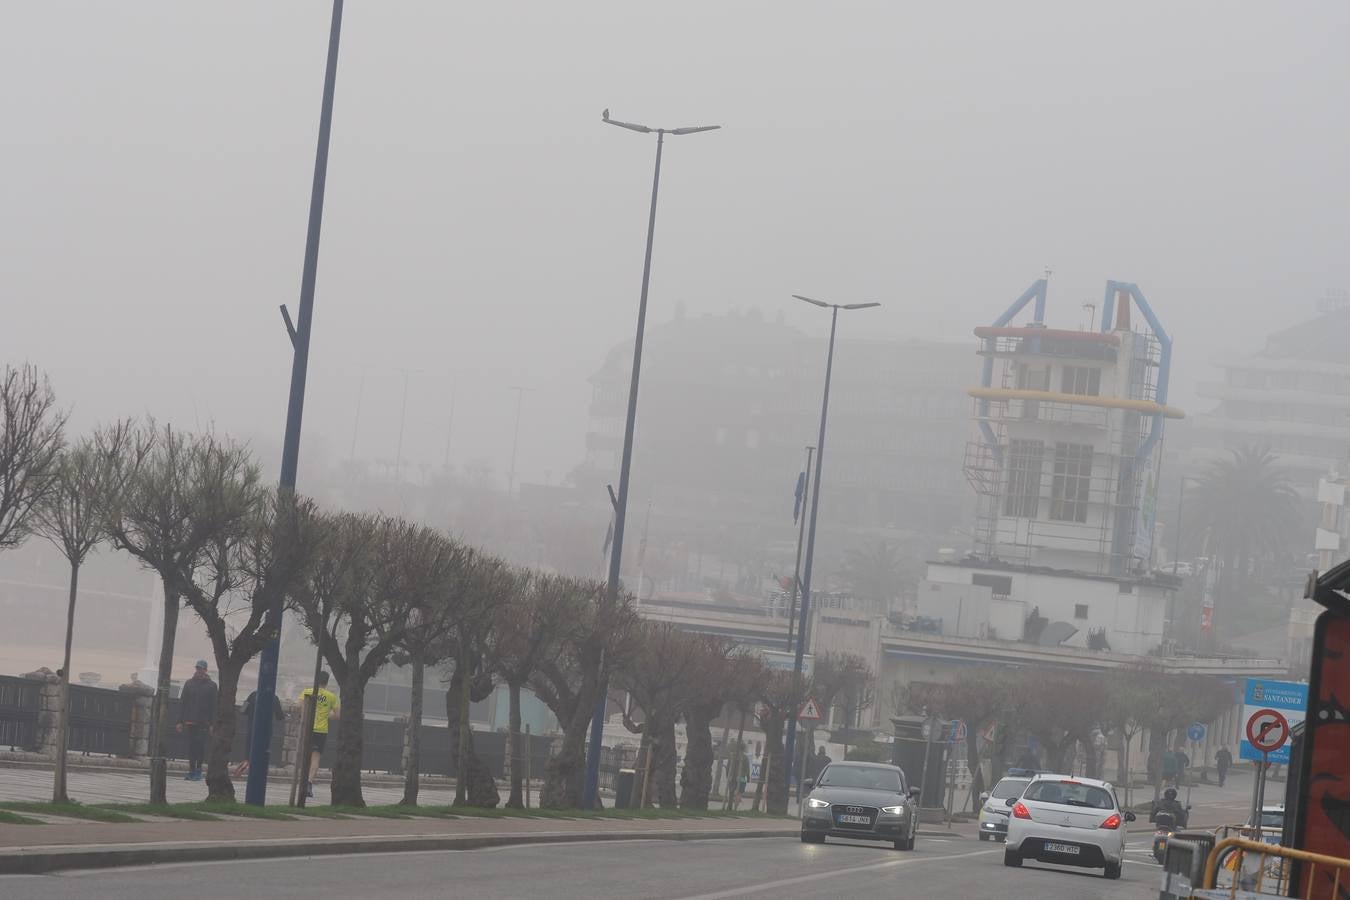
[1244,707,1290,836]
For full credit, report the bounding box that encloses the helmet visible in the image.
[1164,788,1178,800]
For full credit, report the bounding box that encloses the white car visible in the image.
[978,774,1033,841]
[1003,774,1136,879]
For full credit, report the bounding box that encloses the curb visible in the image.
[0,827,798,875]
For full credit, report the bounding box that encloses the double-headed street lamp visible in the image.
[782,295,880,805]
[582,111,720,809]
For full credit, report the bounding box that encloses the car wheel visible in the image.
[895,833,914,851]
[1104,861,1122,880]
[800,831,824,844]
[1003,848,1022,868]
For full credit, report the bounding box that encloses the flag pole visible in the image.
[785,445,815,652]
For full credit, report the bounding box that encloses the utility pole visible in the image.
[784,446,814,651]
[245,0,345,807]
[581,111,720,809]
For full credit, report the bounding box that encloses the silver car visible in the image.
[800,761,921,850]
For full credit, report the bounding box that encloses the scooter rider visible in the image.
[1153,787,1188,828]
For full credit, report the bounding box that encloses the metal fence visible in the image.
[0,676,39,751]
[67,684,131,756]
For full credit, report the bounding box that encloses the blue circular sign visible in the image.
[1187,723,1206,742]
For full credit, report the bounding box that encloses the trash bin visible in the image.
[615,768,637,809]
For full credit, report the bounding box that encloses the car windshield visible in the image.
[817,765,902,793]
[990,778,1030,800]
[1023,780,1115,810]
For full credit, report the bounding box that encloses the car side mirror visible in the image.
[1006,797,1017,807]
[909,786,921,799]
[1124,811,1137,823]
[803,779,814,792]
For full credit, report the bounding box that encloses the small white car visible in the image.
[978,774,1033,841]
[1003,774,1135,879]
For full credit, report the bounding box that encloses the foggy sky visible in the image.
[4,1,1349,491]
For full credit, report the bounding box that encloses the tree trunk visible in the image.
[506,679,524,809]
[965,727,984,814]
[446,664,498,807]
[541,670,599,809]
[763,716,788,816]
[52,562,79,804]
[400,656,425,806]
[653,714,678,807]
[633,731,652,808]
[148,578,180,806]
[205,661,243,802]
[331,676,366,807]
[679,706,715,810]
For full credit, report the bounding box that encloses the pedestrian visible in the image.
[299,671,340,799]
[1174,747,1191,787]
[232,689,285,777]
[1216,746,1233,787]
[177,660,217,782]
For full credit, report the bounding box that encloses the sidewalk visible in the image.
[0,813,801,875]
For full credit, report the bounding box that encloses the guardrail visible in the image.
[1197,836,1350,898]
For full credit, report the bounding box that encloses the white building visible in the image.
[928,279,1182,656]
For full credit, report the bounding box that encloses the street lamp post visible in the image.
[784,445,815,652]
[245,0,346,806]
[581,111,720,809]
[782,295,880,809]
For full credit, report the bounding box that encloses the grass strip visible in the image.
[0,809,43,825]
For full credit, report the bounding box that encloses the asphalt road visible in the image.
[1,834,1165,899]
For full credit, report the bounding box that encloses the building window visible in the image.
[1074,603,1089,620]
[1003,439,1044,518]
[1049,442,1093,523]
[973,573,1013,599]
[1016,365,1050,391]
[1061,366,1101,396]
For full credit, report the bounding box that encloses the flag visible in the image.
[793,472,806,523]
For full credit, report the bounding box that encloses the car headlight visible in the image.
[806,798,830,809]
[984,804,996,814]
[881,805,906,815]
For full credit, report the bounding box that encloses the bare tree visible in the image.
[531,578,639,809]
[0,364,66,549]
[294,515,443,807]
[181,490,323,801]
[756,668,813,815]
[33,422,140,802]
[394,533,474,807]
[105,424,260,805]
[677,638,743,810]
[489,570,570,808]
[616,622,709,807]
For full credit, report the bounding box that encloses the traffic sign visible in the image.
[949,719,967,743]
[1239,679,1306,764]
[1246,708,1291,754]
[1187,723,1206,742]
[797,697,823,722]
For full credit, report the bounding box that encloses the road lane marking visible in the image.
[672,847,1001,899]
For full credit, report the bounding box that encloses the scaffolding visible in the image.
[962,326,1163,576]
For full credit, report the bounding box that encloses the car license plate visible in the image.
[837,814,871,825]
[1044,842,1080,855]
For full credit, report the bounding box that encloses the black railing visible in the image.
[0,675,39,752]
[67,684,132,756]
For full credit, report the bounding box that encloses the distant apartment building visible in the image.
[573,309,972,584]
[1190,296,1350,497]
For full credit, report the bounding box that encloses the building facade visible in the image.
[1190,296,1350,498]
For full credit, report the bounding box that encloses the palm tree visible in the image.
[1191,445,1303,580]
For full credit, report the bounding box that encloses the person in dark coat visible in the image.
[177,660,218,781]
[1216,746,1233,787]
[233,690,285,777]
